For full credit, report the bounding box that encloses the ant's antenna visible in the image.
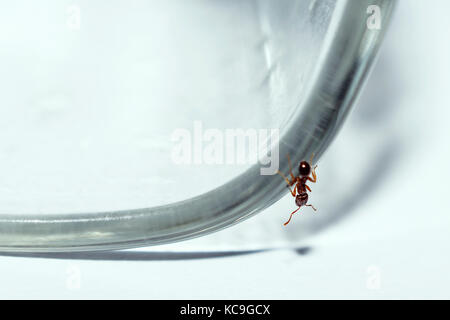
[309,152,315,165]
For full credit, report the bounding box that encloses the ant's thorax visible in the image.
[296,176,309,193]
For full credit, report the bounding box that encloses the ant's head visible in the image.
[298,161,311,177]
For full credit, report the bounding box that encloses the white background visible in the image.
[1,0,450,299]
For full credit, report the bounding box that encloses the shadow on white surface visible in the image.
[0,246,311,261]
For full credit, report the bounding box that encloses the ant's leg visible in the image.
[276,170,290,185]
[307,165,318,183]
[286,154,296,181]
[276,171,296,197]
[284,207,300,226]
[306,204,317,211]
[291,186,297,197]
[307,153,317,183]
[305,185,311,192]
[277,153,299,197]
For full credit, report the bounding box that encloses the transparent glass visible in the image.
[0,0,395,252]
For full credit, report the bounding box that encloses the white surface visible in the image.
[2,0,450,299]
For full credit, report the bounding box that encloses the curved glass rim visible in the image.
[0,0,396,252]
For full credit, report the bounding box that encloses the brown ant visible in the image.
[277,153,317,226]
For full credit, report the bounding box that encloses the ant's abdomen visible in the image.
[295,193,308,207]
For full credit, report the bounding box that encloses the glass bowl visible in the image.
[0,0,395,252]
